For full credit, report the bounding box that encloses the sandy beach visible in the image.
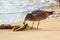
[0,6,60,40]
[0,17,60,40]
[0,31,60,40]
[0,0,60,40]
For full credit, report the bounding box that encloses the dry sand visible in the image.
[0,31,60,40]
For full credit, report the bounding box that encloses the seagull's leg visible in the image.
[48,17,49,19]
[37,21,40,30]
[31,21,34,29]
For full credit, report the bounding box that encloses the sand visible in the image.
[0,17,60,40]
[0,31,60,40]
